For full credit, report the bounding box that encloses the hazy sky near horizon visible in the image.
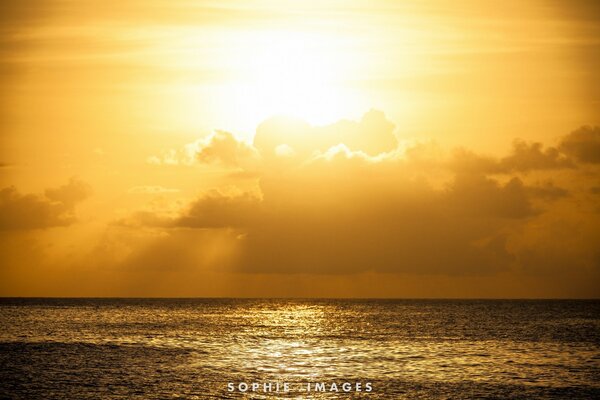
[1,0,599,297]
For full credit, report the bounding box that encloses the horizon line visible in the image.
[1,296,598,300]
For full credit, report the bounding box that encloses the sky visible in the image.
[0,0,599,297]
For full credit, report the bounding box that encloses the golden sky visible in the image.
[1,0,599,297]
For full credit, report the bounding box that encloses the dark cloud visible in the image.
[175,190,261,229]
[126,154,559,276]
[239,174,519,276]
[450,148,499,174]
[498,140,573,172]
[451,140,573,174]
[526,181,569,200]
[119,119,596,278]
[516,213,600,276]
[446,175,537,219]
[559,126,600,164]
[44,178,92,208]
[0,178,91,230]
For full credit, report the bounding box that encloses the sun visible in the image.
[219,29,362,128]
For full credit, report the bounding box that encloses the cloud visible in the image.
[146,110,398,172]
[526,181,569,200]
[499,140,573,172]
[175,190,261,229]
[196,130,259,167]
[117,113,597,280]
[127,150,567,276]
[147,144,199,166]
[514,206,600,276]
[253,109,398,164]
[44,178,92,208]
[237,174,520,275]
[0,178,91,230]
[114,189,261,229]
[450,148,499,174]
[113,196,185,228]
[559,126,600,164]
[446,175,538,219]
[147,130,259,168]
[451,140,573,174]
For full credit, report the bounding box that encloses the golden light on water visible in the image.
[241,303,329,377]
[1,299,599,398]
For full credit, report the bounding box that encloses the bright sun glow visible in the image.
[219,30,363,127]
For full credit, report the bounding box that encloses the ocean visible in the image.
[1,298,599,399]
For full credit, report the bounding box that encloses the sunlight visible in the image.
[219,29,362,126]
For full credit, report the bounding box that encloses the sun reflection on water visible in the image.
[1,299,599,399]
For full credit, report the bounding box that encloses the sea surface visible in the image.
[0,299,599,399]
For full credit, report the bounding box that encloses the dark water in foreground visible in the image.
[0,299,599,399]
